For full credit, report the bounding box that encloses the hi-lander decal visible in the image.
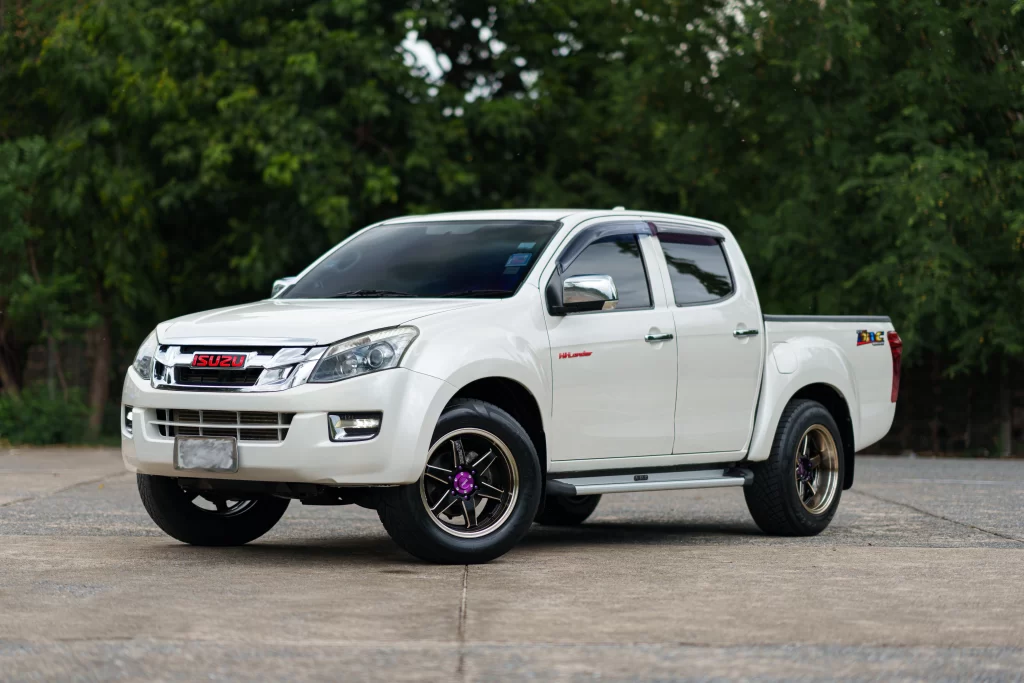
[558,351,593,359]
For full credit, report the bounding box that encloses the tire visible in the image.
[535,494,601,526]
[377,398,542,564]
[744,399,845,536]
[137,474,290,546]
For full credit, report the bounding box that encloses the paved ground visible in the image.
[1,448,1022,682]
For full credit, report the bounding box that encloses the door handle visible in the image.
[645,333,674,343]
[733,328,759,337]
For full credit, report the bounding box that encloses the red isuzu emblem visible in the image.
[191,353,247,368]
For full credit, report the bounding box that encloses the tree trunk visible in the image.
[929,354,942,454]
[998,359,1012,458]
[0,304,22,401]
[86,311,111,440]
[963,385,972,452]
[47,334,56,399]
[0,348,20,401]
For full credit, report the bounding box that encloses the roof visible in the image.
[380,209,586,223]
[379,208,729,233]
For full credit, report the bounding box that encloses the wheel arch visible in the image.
[446,377,547,476]
[791,383,856,490]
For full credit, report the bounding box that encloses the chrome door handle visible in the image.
[733,328,759,337]
[645,333,674,343]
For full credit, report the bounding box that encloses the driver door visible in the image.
[544,224,677,462]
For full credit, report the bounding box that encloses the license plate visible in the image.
[174,437,238,472]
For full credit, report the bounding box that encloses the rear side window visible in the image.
[659,234,734,305]
[562,234,652,310]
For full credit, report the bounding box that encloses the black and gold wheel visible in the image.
[378,399,542,563]
[744,399,845,536]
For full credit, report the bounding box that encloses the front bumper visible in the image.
[121,367,455,485]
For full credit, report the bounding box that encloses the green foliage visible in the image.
[0,386,90,445]
[1,0,1022,446]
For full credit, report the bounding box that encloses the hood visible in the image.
[156,299,486,347]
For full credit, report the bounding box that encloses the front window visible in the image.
[561,234,652,310]
[283,220,561,299]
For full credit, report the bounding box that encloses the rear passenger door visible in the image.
[653,224,764,454]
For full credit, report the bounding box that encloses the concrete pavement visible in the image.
[1,448,1022,681]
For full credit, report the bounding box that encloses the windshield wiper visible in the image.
[440,289,512,298]
[329,289,420,298]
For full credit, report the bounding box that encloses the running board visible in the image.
[546,467,752,496]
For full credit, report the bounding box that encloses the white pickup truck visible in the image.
[122,209,901,563]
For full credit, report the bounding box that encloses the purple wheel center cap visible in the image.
[453,471,475,496]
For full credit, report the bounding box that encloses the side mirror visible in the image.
[271,277,297,298]
[561,274,618,313]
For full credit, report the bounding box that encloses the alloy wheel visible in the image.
[419,428,520,539]
[794,424,840,514]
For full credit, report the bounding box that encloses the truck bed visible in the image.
[762,314,897,452]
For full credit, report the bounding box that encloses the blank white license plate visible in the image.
[174,437,238,472]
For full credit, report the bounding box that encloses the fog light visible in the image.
[124,405,134,436]
[328,412,382,442]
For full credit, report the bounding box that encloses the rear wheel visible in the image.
[137,474,290,546]
[744,399,844,536]
[535,494,601,526]
[378,399,542,563]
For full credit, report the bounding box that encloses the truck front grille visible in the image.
[153,410,294,442]
[173,367,263,387]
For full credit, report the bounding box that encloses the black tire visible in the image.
[744,399,845,536]
[137,474,290,546]
[535,494,601,526]
[377,398,542,564]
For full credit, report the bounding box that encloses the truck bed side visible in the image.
[745,315,897,469]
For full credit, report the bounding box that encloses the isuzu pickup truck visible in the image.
[122,209,900,563]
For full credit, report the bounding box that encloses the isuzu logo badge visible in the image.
[191,353,247,368]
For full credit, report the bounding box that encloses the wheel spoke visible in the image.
[472,449,496,475]
[806,480,817,498]
[431,490,454,513]
[478,491,502,502]
[462,497,478,528]
[424,471,449,485]
[451,439,467,467]
[479,480,504,495]
[808,455,822,470]
[801,434,810,457]
[426,464,452,475]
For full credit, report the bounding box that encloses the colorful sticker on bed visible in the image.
[856,330,885,346]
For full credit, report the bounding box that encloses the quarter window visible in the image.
[562,234,652,310]
[659,234,734,305]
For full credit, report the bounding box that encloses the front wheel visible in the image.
[378,399,542,563]
[137,474,290,546]
[743,399,844,536]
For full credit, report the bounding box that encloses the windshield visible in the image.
[282,220,561,299]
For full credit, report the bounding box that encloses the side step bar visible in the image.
[546,467,752,496]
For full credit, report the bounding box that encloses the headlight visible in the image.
[309,327,418,383]
[132,330,158,380]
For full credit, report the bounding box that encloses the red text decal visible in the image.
[191,354,247,368]
[558,351,593,359]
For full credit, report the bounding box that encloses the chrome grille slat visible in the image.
[151,410,293,442]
